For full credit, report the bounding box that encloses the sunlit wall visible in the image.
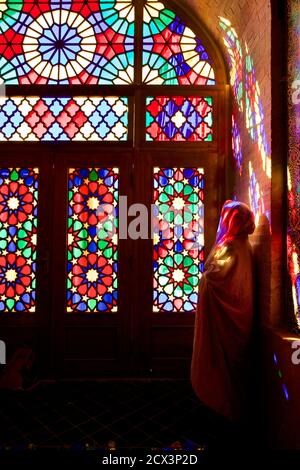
[288,0,300,328]
[219,17,271,226]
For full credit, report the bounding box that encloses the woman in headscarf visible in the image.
[191,200,256,421]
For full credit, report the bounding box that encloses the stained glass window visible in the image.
[0,0,134,84]
[146,96,213,141]
[0,168,38,313]
[153,167,204,312]
[143,1,215,85]
[67,167,118,313]
[0,96,128,141]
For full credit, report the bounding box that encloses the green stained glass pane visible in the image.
[0,168,39,313]
[153,167,204,313]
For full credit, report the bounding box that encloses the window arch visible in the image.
[0,0,229,376]
[0,0,226,142]
[0,0,221,86]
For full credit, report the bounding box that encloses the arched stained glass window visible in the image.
[0,0,216,86]
[0,0,225,318]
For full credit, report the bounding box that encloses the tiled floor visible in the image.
[0,380,250,462]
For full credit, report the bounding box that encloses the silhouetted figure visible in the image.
[191,200,255,421]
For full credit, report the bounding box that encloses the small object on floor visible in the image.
[107,440,117,451]
[0,348,35,390]
[170,441,183,450]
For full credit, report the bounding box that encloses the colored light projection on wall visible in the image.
[0,1,134,84]
[245,44,271,179]
[219,17,271,182]
[0,96,128,141]
[273,353,290,401]
[219,17,243,112]
[219,17,244,175]
[248,161,265,226]
[287,163,300,327]
[143,1,215,85]
[146,96,213,142]
[287,235,300,326]
[288,0,300,328]
[0,168,38,313]
[232,114,242,174]
[153,167,204,313]
[67,168,118,313]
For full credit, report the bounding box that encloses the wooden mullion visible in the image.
[4,84,225,97]
[134,0,144,87]
[4,85,135,97]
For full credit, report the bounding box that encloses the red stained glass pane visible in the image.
[0,1,134,85]
[67,167,119,313]
[0,168,39,313]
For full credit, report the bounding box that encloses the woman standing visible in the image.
[191,200,256,420]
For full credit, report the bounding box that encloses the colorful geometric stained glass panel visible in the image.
[0,168,38,313]
[146,96,213,141]
[0,1,134,84]
[67,167,118,313]
[153,167,204,313]
[0,97,128,141]
[143,1,215,85]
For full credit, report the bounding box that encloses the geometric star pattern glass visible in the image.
[0,168,38,313]
[67,167,119,313]
[153,167,204,312]
[143,1,215,85]
[0,96,129,141]
[146,96,213,141]
[0,1,134,84]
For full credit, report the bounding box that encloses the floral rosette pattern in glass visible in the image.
[153,167,204,312]
[0,168,39,313]
[0,0,134,84]
[67,167,119,313]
